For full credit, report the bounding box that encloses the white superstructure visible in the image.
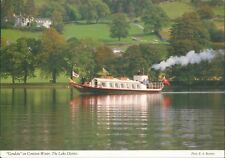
[89,75,163,91]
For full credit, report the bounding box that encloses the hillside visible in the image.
[1,0,224,84]
[2,23,161,45]
[1,0,224,44]
[159,1,194,19]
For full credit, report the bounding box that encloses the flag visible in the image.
[162,77,171,86]
[72,71,79,78]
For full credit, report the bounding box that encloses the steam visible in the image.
[152,49,223,71]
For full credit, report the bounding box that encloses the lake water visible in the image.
[0,88,224,150]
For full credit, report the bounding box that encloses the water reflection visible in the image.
[68,93,223,150]
[0,89,223,150]
[69,94,164,149]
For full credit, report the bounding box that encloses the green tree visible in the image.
[64,38,100,80]
[16,38,37,83]
[191,0,203,7]
[38,2,65,19]
[1,44,21,83]
[0,38,41,83]
[197,5,214,19]
[110,13,130,41]
[95,45,116,71]
[73,39,98,80]
[167,51,224,82]
[169,12,211,82]
[79,0,97,23]
[13,0,25,15]
[64,4,81,22]
[118,44,166,78]
[210,0,223,6]
[64,37,80,79]
[52,10,64,33]
[38,4,53,18]
[170,12,210,56]
[142,4,168,35]
[39,28,67,83]
[103,0,153,17]
[205,22,224,42]
[24,0,36,17]
[94,0,110,23]
[1,0,14,27]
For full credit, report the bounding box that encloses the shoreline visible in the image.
[0,83,69,89]
[0,83,224,92]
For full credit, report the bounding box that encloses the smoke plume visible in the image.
[152,49,223,71]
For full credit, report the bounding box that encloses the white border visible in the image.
[0,150,224,158]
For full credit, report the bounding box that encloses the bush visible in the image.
[197,5,214,19]
[210,0,223,6]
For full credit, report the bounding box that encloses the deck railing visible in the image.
[148,81,164,89]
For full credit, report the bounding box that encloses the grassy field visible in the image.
[64,23,160,43]
[2,23,160,44]
[0,69,69,84]
[213,6,224,16]
[159,1,194,19]
[2,29,41,42]
[35,0,50,7]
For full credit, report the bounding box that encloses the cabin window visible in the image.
[121,83,125,88]
[132,84,136,89]
[110,83,113,88]
[115,83,119,88]
[137,84,140,89]
[127,84,130,89]
[102,82,106,87]
[94,80,98,87]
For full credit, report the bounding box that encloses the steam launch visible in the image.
[69,73,169,94]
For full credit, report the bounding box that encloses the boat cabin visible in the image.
[89,75,163,90]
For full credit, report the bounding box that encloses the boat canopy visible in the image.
[90,77,147,90]
[133,75,148,82]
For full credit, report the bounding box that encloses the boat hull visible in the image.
[69,81,162,94]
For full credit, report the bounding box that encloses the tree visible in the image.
[1,0,14,27]
[72,39,98,80]
[16,38,36,83]
[118,44,166,78]
[169,12,212,82]
[191,0,203,7]
[103,0,154,17]
[110,13,130,41]
[210,0,223,6]
[64,4,81,22]
[79,0,97,23]
[52,10,64,33]
[64,37,80,79]
[142,4,168,35]
[13,0,25,15]
[170,12,210,56]
[64,38,99,81]
[197,5,214,19]
[1,44,21,83]
[95,45,116,70]
[94,0,110,23]
[39,28,67,83]
[0,38,40,84]
[205,22,224,42]
[38,2,65,19]
[24,0,36,17]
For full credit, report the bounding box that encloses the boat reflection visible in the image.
[70,94,164,107]
[69,94,171,149]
